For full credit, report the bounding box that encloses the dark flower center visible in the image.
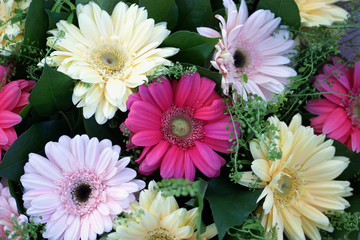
[71,181,93,204]
[145,228,175,240]
[233,50,247,68]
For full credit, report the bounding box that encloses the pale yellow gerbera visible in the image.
[295,0,348,27]
[0,0,30,56]
[45,2,178,124]
[238,114,352,240]
[108,181,217,240]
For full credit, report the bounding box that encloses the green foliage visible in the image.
[0,119,70,181]
[227,214,277,240]
[0,216,45,240]
[139,0,178,30]
[256,0,300,30]
[156,178,206,197]
[333,139,360,180]
[161,31,219,66]
[148,62,197,81]
[322,211,360,240]
[75,0,122,13]
[205,176,262,240]
[29,65,74,117]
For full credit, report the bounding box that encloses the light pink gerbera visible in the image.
[123,72,238,180]
[197,0,297,101]
[0,65,35,161]
[306,57,360,153]
[0,181,28,239]
[20,135,145,240]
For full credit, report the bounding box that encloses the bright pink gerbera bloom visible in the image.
[197,0,297,101]
[0,181,28,239]
[0,65,35,161]
[20,135,145,240]
[307,57,360,152]
[123,72,238,180]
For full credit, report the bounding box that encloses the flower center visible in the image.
[90,44,129,77]
[145,228,175,240]
[233,49,247,69]
[273,168,303,207]
[57,169,106,216]
[161,105,205,149]
[345,91,360,128]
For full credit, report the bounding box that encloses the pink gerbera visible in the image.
[123,72,238,180]
[20,135,145,240]
[197,0,297,101]
[307,57,360,152]
[0,181,28,239]
[0,65,35,161]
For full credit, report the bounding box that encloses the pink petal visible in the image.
[0,128,8,146]
[183,73,201,107]
[0,85,21,111]
[160,145,179,178]
[194,99,226,120]
[197,27,221,38]
[327,118,352,141]
[131,130,163,146]
[125,115,161,133]
[148,76,173,111]
[195,141,224,171]
[173,149,185,178]
[126,92,142,110]
[184,151,196,180]
[351,129,360,153]
[194,77,217,109]
[315,76,348,104]
[310,114,330,133]
[353,60,360,90]
[135,146,152,164]
[0,110,21,128]
[174,73,196,107]
[188,146,217,178]
[2,127,17,149]
[17,80,36,92]
[128,101,162,126]
[13,93,30,114]
[322,107,348,134]
[204,120,232,140]
[139,140,170,175]
[306,99,338,115]
[203,136,231,153]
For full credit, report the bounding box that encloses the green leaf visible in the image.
[162,31,218,66]
[45,9,71,30]
[29,65,74,117]
[174,0,213,31]
[0,119,70,181]
[256,0,300,30]
[83,116,123,144]
[139,0,178,30]
[194,179,208,240]
[22,0,48,51]
[333,139,360,180]
[205,176,261,240]
[75,0,122,13]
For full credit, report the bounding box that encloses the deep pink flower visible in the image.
[0,65,35,161]
[123,72,238,180]
[0,181,28,239]
[306,57,360,152]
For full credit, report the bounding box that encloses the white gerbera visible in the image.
[45,1,178,124]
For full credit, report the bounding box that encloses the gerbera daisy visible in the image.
[44,2,178,124]
[197,0,297,101]
[0,65,35,162]
[0,181,28,239]
[307,57,360,152]
[20,135,145,240]
[294,0,348,27]
[123,72,238,180]
[108,181,217,240]
[0,0,30,56]
[238,114,352,240]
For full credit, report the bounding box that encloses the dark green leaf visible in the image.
[333,139,360,180]
[83,115,123,144]
[174,0,213,31]
[75,0,122,13]
[0,119,70,181]
[45,9,71,29]
[205,176,261,240]
[29,65,74,116]
[139,0,178,30]
[194,179,208,240]
[256,0,300,30]
[162,31,218,66]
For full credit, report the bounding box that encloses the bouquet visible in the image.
[0,0,359,239]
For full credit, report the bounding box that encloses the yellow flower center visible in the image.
[145,228,175,240]
[273,168,303,207]
[90,44,129,77]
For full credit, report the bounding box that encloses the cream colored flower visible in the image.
[0,0,30,56]
[108,181,217,240]
[295,0,348,27]
[238,114,352,240]
[45,2,178,124]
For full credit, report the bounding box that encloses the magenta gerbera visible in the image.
[306,57,360,152]
[197,0,297,101]
[123,72,238,180]
[0,65,35,161]
[20,135,145,240]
